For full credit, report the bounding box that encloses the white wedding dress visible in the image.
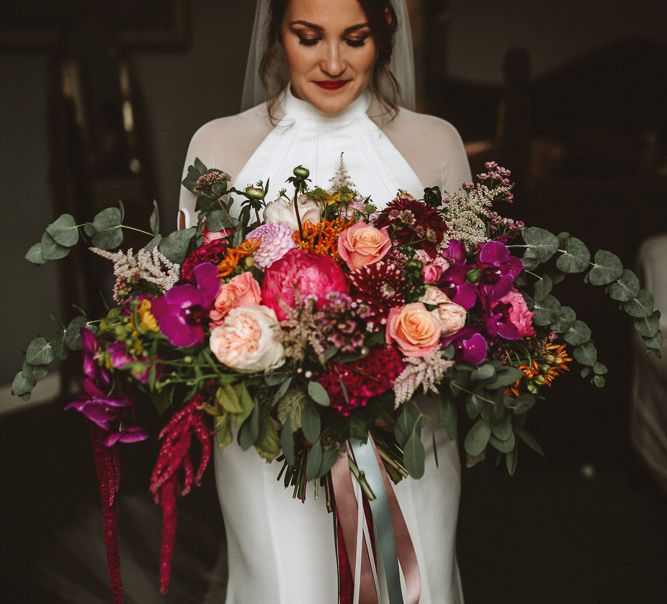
[179,85,471,604]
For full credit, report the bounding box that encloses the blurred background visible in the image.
[1,0,666,602]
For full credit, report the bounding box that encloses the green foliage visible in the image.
[159,227,196,264]
[587,250,623,286]
[149,201,160,236]
[555,237,590,273]
[301,403,321,443]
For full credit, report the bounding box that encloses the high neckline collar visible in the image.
[281,84,371,125]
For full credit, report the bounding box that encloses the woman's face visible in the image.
[281,0,378,115]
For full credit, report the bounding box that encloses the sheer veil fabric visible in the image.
[241,0,416,112]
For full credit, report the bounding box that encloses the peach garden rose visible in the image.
[337,221,391,270]
[210,304,285,373]
[420,285,467,337]
[385,302,443,357]
[209,272,262,327]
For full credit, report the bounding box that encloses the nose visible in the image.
[319,42,346,78]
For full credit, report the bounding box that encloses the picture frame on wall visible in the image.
[0,0,190,51]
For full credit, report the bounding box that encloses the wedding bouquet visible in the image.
[12,159,661,601]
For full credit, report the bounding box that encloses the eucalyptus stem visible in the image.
[451,383,496,405]
[121,225,155,238]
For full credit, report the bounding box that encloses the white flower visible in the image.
[210,305,285,373]
[263,195,321,230]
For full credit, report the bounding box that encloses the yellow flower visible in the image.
[138,299,159,332]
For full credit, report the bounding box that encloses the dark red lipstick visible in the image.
[314,80,350,90]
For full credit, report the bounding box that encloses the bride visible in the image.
[179,1,470,602]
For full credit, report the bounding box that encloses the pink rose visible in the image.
[496,289,535,338]
[415,250,450,283]
[261,249,349,321]
[210,304,285,373]
[203,225,232,245]
[210,272,262,327]
[420,285,467,337]
[337,222,391,270]
[386,302,442,357]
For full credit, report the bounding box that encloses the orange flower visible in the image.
[217,240,259,278]
[293,217,352,259]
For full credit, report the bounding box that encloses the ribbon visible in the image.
[331,437,421,604]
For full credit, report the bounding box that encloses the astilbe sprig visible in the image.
[393,351,455,407]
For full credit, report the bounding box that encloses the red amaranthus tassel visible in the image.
[150,397,211,594]
[91,426,123,604]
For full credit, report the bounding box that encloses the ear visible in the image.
[384,7,395,28]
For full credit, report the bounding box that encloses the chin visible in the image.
[304,83,363,115]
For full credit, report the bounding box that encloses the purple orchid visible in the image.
[442,327,489,366]
[107,342,161,384]
[476,241,523,301]
[439,241,478,309]
[151,262,220,347]
[484,300,521,340]
[81,328,111,386]
[65,379,148,447]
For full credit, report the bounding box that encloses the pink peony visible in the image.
[386,302,443,357]
[261,249,349,321]
[245,222,297,269]
[209,272,262,327]
[496,289,535,338]
[337,221,391,270]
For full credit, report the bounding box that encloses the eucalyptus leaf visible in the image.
[395,402,419,446]
[305,441,323,480]
[50,330,68,361]
[486,367,523,390]
[642,332,664,351]
[465,393,483,420]
[556,237,590,273]
[280,418,295,465]
[624,289,655,319]
[491,417,513,441]
[93,207,123,232]
[47,213,79,247]
[238,403,260,450]
[557,232,571,247]
[593,362,608,375]
[580,367,591,378]
[634,311,661,338]
[511,394,536,415]
[404,430,425,478]
[588,250,623,286]
[563,320,592,346]
[143,235,162,251]
[265,372,289,386]
[550,306,577,333]
[522,227,559,264]
[91,228,123,250]
[11,371,33,397]
[40,232,70,260]
[159,227,196,264]
[65,317,88,351]
[533,275,553,301]
[515,427,545,457]
[272,376,293,405]
[26,337,54,365]
[277,387,306,430]
[592,375,606,388]
[533,295,561,326]
[301,403,321,443]
[307,380,330,406]
[25,243,47,265]
[149,200,160,235]
[22,361,49,384]
[319,446,339,477]
[471,363,495,382]
[490,432,516,453]
[440,397,458,441]
[464,419,491,457]
[573,342,598,366]
[207,209,234,231]
[607,269,640,302]
[505,447,518,476]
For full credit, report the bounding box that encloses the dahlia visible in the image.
[348,259,407,328]
[181,239,228,281]
[245,222,296,269]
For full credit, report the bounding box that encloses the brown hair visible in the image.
[259,0,401,123]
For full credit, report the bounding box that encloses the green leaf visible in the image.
[272,376,293,405]
[505,447,518,475]
[440,397,458,441]
[22,361,49,384]
[11,371,33,397]
[556,237,590,273]
[588,250,623,286]
[150,200,160,235]
[490,432,516,453]
[47,214,79,247]
[215,414,233,450]
[465,393,483,420]
[634,311,661,338]
[152,387,174,416]
[491,417,513,441]
[580,367,591,379]
[25,243,47,265]
[91,228,123,250]
[307,380,330,406]
[319,446,339,477]
[40,232,69,260]
[233,382,255,422]
[26,337,54,365]
[301,403,321,443]
[464,419,491,457]
[532,294,561,327]
[642,331,664,351]
[280,418,295,465]
[93,207,123,231]
[607,270,640,302]
[593,362,608,375]
[550,306,577,333]
[65,317,88,351]
[471,363,495,382]
[511,394,536,415]
[143,235,162,251]
[159,227,196,264]
[217,384,243,413]
[573,342,597,366]
[563,320,592,346]
[404,430,425,478]
[306,441,323,480]
[592,375,606,388]
[238,403,260,450]
[533,275,553,301]
[207,209,234,231]
[486,367,523,390]
[255,414,281,462]
[515,427,545,457]
[50,330,67,361]
[522,227,559,264]
[557,232,571,247]
[277,387,306,430]
[624,289,655,319]
[395,402,419,446]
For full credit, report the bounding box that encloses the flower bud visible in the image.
[293,165,310,179]
[465,268,482,283]
[245,186,266,200]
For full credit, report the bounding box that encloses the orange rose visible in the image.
[385,302,442,357]
[337,221,391,270]
[209,272,261,327]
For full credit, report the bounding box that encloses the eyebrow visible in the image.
[289,20,370,34]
